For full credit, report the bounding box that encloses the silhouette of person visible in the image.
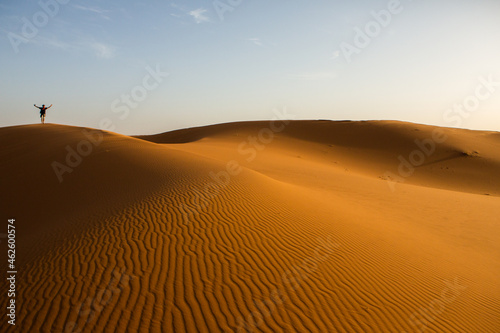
[34,104,52,124]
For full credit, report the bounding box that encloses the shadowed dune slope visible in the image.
[0,121,499,333]
[138,120,500,196]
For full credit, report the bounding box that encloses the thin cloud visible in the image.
[170,3,184,11]
[169,3,187,20]
[170,4,210,24]
[73,4,111,20]
[189,8,209,24]
[30,34,116,59]
[248,38,263,47]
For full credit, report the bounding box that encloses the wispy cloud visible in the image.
[289,72,337,81]
[73,4,111,20]
[169,4,210,24]
[29,34,116,59]
[170,3,185,11]
[248,38,263,47]
[189,8,209,24]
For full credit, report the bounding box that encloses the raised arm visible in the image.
[47,104,52,109]
[34,104,39,108]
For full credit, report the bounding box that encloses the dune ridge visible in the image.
[0,120,499,332]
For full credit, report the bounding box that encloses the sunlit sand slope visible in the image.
[0,121,498,333]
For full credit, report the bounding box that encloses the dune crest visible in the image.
[1,120,499,332]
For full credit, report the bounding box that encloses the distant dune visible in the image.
[1,120,499,332]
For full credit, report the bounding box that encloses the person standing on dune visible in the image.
[34,104,52,124]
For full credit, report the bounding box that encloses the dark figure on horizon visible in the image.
[34,104,52,124]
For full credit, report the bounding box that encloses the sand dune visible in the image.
[1,120,499,332]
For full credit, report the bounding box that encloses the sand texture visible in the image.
[0,120,499,332]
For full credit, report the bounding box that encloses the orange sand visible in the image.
[0,120,499,332]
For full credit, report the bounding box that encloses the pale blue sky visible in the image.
[1,0,499,134]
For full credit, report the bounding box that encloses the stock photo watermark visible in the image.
[213,0,243,21]
[236,235,340,332]
[382,129,448,191]
[5,219,17,326]
[335,0,405,63]
[63,267,134,333]
[177,106,296,224]
[51,129,103,183]
[109,64,169,124]
[383,73,500,191]
[442,74,500,128]
[402,277,467,333]
[7,0,71,53]
[51,64,168,183]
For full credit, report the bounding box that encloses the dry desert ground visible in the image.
[1,120,499,332]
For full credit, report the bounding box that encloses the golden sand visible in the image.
[1,120,498,332]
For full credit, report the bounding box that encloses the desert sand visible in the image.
[0,120,499,332]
